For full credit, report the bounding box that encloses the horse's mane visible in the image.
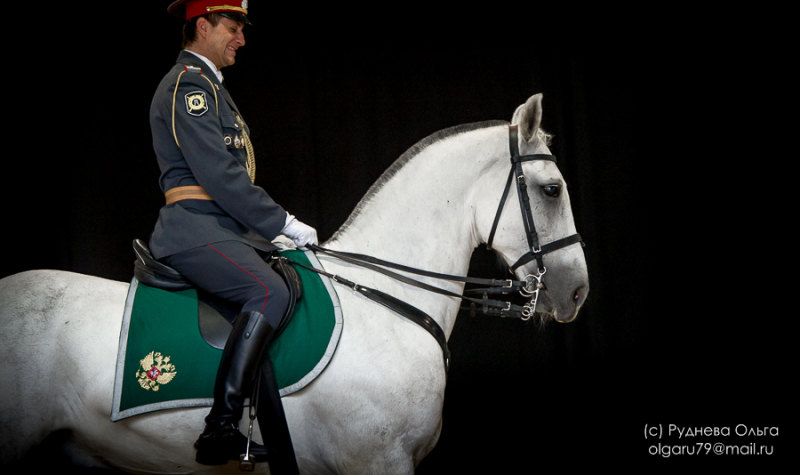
[331,120,509,239]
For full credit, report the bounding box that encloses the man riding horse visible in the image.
[150,0,317,465]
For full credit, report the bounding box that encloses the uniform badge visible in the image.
[185,91,208,117]
[135,350,177,391]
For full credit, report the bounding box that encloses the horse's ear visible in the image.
[516,93,543,142]
[511,103,524,125]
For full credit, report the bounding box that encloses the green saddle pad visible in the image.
[111,249,342,421]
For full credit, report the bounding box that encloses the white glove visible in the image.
[282,213,318,248]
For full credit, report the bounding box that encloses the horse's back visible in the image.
[0,269,128,341]
[0,270,128,463]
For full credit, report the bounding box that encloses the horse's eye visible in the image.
[541,184,561,197]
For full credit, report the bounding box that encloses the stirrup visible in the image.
[239,404,258,471]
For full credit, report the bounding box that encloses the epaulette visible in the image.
[183,65,203,74]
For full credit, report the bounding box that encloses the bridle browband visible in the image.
[279,124,585,372]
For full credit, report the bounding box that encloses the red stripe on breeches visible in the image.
[208,244,270,313]
[160,241,289,321]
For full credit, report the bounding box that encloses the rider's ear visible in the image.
[517,93,543,143]
[197,17,210,36]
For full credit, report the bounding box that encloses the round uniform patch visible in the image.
[185,91,208,117]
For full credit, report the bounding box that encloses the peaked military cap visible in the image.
[168,0,252,25]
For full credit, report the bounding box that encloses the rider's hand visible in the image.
[281,213,318,248]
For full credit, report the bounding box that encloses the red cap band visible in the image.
[169,0,249,21]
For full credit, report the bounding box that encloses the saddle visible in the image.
[132,239,303,348]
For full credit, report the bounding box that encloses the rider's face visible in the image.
[197,16,245,69]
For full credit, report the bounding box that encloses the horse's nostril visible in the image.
[572,286,587,305]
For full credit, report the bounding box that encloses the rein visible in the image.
[307,244,534,312]
[278,125,584,373]
[273,249,452,372]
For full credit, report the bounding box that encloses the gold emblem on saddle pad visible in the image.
[135,351,177,391]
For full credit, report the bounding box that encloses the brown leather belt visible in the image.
[165,185,213,205]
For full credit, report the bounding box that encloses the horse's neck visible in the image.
[327,125,505,334]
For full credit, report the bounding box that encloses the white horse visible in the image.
[0,94,588,474]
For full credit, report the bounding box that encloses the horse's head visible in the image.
[477,94,589,323]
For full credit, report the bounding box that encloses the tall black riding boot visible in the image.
[195,310,275,465]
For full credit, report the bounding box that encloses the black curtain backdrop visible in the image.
[3,4,792,472]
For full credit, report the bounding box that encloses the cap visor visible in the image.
[218,11,252,25]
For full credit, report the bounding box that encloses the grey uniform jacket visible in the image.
[148,51,286,259]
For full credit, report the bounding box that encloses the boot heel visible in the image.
[194,424,268,466]
[194,430,238,465]
[194,447,232,465]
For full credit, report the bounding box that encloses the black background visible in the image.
[2,3,792,472]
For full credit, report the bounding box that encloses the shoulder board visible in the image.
[183,65,204,74]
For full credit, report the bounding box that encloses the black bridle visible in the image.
[487,125,583,273]
[283,125,585,371]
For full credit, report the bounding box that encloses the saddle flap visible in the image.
[197,299,233,349]
[269,257,302,337]
[272,256,303,301]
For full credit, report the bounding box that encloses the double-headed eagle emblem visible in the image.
[136,351,177,391]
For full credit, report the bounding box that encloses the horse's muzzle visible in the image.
[553,283,589,323]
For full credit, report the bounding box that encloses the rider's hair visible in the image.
[181,14,222,49]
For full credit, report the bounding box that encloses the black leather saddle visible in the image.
[132,239,303,348]
[132,239,193,291]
